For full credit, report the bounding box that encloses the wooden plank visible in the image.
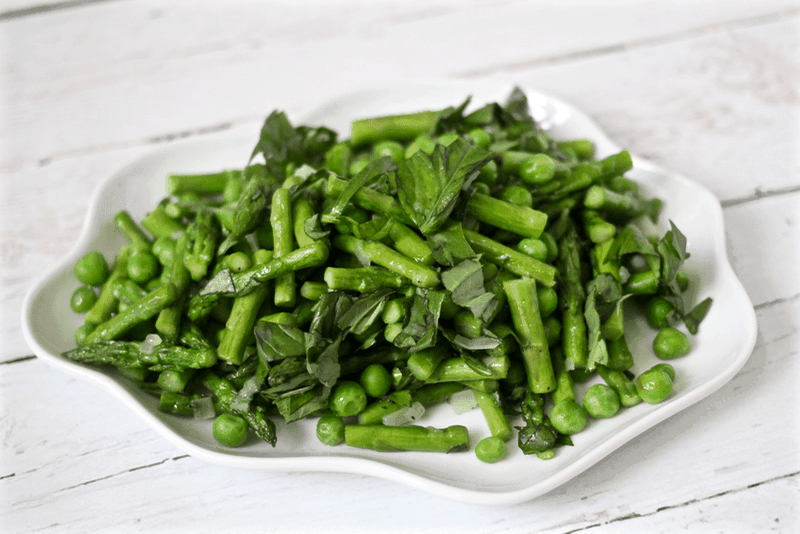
[2,275,797,531]
[2,1,797,172]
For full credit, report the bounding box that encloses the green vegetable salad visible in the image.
[64,88,712,461]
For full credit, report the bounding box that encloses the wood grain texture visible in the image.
[1,1,798,532]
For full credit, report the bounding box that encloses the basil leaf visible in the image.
[335,288,394,335]
[683,296,713,335]
[584,276,615,371]
[305,334,342,388]
[395,138,492,235]
[250,111,337,179]
[322,156,395,224]
[254,322,306,363]
[426,220,477,267]
[392,289,446,352]
[441,258,497,320]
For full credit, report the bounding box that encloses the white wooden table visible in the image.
[2,1,799,531]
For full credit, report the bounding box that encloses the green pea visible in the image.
[316,414,346,446]
[652,363,676,381]
[359,364,393,398]
[468,128,492,148]
[549,400,587,435]
[676,270,690,292]
[454,310,482,339]
[70,286,97,313]
[152,236,177,266]
[75,323,95,346]
[372,140,405,163]
[500,185,533,208]
[475,435,507,464]
[582,383,621,419]
[556,139,595,160]
[634,366,674,404]
[475,160,498,187]
[74,251,109,287]
[212,413,249,447]
[645,296,675,329]
[538,231,559,263]
[537,285,558,318]
[225,251,252,273]
[471,181,491,196]
[519,154,556,185]
[329,381,367,417]
[517,238,549,263]
[127,251,159,284]
[543,315,561,347]
[653,327,691,359]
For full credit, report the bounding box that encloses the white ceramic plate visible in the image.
[22,81,757,505]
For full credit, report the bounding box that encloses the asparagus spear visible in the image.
[345,424,470,453]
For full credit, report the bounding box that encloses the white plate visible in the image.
[21,81,757,505]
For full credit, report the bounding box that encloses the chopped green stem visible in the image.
[472,389,513,441]
[157,368,195,393]
[158,392,206,416]
[584,185,662,222]
[332,235,440,289]
[178,323,214,350]
[425,354,509,383]
[324,266,408,293]
[85,282,178,344]
[292,195,317,248]
[503,278,556,393]
[326,176,412,225]
[155,234,191,343]
[271,187,297,308]
[300,280,329,300]
[183,209,220,281]
[217,251,273,365]
[358,382,464,424]
[111,278,148,306]
[114,211,152,250]
[167,170,239,197]
[463,229,556,287]
[63,340,217,370]
[597,150,634,180]
[350,110,439,147]
[84,248,131,325]
[204,240,329,297]
[466,193,548,239]
[142,204,187,239]
[550,349,575,405]
[345,424,469,453]
[407,342,451,381]
[558,224,588,369]
[388,221,435,266]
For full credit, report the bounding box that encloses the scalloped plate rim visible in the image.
[21,80,757,505]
